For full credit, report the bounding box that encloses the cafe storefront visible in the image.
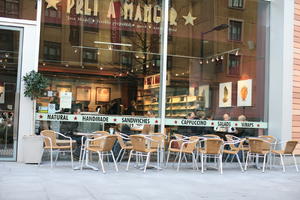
[0,0,295,161]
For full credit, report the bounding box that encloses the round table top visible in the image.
[74,132,106,136]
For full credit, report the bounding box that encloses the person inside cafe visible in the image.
[236,114,256,137]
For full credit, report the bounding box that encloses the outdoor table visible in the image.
[73,132,106,171]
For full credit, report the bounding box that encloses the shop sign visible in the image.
[45,0,198,34]
[36,113,268,129]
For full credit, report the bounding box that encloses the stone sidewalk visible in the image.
[0,162,299,200]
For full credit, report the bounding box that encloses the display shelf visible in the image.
[137,93,204,117]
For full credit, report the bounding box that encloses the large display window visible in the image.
[36,0,269,137]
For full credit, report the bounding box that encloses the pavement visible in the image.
[0,161,300,200]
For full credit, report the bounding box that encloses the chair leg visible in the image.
[192,152,198,170]
[97,152,105,173]
[50,148,53,168]
[166,151,170,167]
[201,154,204,173]
[111,150,119,172]
[39,149,44,166]
[236,153,244,172]
[80,148,86,170]
[292,154,299,172]
[177,151,182,172]
[225,153,230,163]
[173,153,179,167]
[126,150,133,171]
[280,154,285,173]
[144,152,151,173]
[70,148,74,169]
[120,149,126,163]
[116,149,124,162]
[245,152,249,171]
[219,154,223,175]
[262,154,267,173]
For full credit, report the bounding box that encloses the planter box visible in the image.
[22,135,43,164]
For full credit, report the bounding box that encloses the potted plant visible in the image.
[22,70,48,164]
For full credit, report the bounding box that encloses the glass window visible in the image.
[0,0,36,20]
[229,20,243,41]
[166,0,269,136]
[44,41,61,61]
[228,54,241,75]
[229,0,244,9]
[38,0,163,134]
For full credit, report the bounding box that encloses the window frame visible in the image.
[228,18,244,42]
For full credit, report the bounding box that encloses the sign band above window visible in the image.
[36,113,268,129]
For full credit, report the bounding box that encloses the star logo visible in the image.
[45,0,60,10]
[183,12,197,26]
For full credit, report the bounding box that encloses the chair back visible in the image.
[149,134,165,149]
[130,135,147,152]
[284,141,298,154]
[225,134,240,150]
[174,133,184,148]
[102,135,117,152]
[91,131,109,146]
[259,135,277,151]
[41,130,57,147]
[116,133,128,149]
[204,138,223,154]
[142,125,151,134]
[248,138,264,154]
[183,136,199,153]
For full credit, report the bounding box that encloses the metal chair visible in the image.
[245,138,271,172]
[271,140,299,172]
[126,135,160,173]
[40,130,74,169]
[198,138,224,174]
[116,132,133,162]
[81,135,118,173]
[166,136,200,171]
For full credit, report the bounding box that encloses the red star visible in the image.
[174,121,177,124]
[155,120,158,123]
[74,117,77,120]
[235,123,238,126]
[211,122,214,126]
[39,115,43,119]
[114,119,117,122]
[257,124,260,127]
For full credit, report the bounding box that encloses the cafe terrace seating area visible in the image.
[39,130,299,174]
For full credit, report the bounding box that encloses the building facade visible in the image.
[0,0,297,161]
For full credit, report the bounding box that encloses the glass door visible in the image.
[0,26,22,161]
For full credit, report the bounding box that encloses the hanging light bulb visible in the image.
[206,60,209,64]
[42,62,46,66]
[136,55,139,59]
[108,45,112,50]
[221,55,224,60]
[146,65,149,68]
[235,50,239,56]
[100,67,103,70]
[200,60,203,65]
[131,69,134,73]
[81,65,85,69]
[3,65,6,69]
[216,57,219,61]
[65,64,69,67]
[74,49,78,53]
[97,51,100,55]
[211,58,215,62]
